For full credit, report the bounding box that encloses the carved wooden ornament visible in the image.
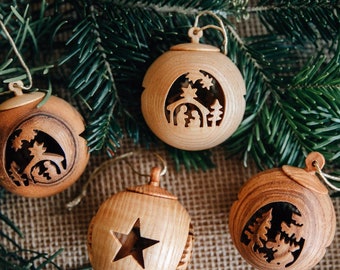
[141,27,246,151]
[88,167,193,270]
[0,84,89,197]
[229,152,336,270]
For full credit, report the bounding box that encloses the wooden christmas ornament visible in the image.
[0,82,89,197]
[87,167,193,270]
[229,152,336,270]
[141,16,246,151]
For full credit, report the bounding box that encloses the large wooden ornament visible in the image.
[229,152,336,270]
[88,167,193,270]
[141,27,246,151]
[0,83,89,197]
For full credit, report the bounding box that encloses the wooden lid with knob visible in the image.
[0,81,44,111]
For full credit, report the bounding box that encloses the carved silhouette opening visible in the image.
[5,128,67,186]
[165,70,225,128]
[113,218,159,268]
[241,202,305,268]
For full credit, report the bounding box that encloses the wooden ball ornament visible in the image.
[141,26,246,151]
[229,152,336,270]
[87,167,193,270]
[0,82,89,197]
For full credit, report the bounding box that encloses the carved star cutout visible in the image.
[113,218,159,268]
[180,84,198,100]
[201,74,214,89]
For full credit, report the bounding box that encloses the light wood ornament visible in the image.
[87,167,193,270]
[229,152,336,270]
[141,27,246,151]
[0,83,89,197]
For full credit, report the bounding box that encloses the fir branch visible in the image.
[224,22,302,168]
[227,38,340,169]
[60,0,339,169]
[61,1,249,168]
[0,188,62,269]
[0,2,64,96]
[60,3,126,153]
[98,0,248,18]
[252,0,340,45]
[167,147,215,171]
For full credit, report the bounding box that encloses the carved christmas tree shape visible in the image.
[245,208,273,250]
[208,99,223,127]
[113,218,159,268]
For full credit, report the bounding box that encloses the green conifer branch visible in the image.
[251,0,340,44]
[0,188,62,269]
[0,1,63,97]
[58,0,340,169]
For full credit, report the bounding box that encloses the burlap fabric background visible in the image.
[1,8,340,270]
[2,143,340,269]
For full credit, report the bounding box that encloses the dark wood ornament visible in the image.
[229,152,336,270]
[0,83,89,197]
[141,27,246,151]
[87,167,193,270]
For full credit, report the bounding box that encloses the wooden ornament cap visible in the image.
[0,82,44,111]
[87,168,193,270]
[0,86,89,197]
[127,167,177,200]
[229,152,336,270]
[282,152,328,195]
[141,29,246,151]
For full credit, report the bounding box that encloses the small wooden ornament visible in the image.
[229,152,336,270]
[87,167,193,270]
[0,82,89,197]
[141,26,246,151]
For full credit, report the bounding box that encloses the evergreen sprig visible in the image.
[1,0,340,169]
[223,1,340,169]
[0,188,63,269]
[0,1,63,98]
[256,0,340,45]
[58,0,340,169]
[0,3,65,268]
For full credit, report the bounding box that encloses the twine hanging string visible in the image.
[66,151,167,211]
[192,11,228,55]
[0,20,33,90]
[0,19,52,107]
[313,160,340,192]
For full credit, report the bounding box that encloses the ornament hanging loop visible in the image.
[8,81,25,96]
[190,11,228,55]
[312,159,340,192]
[66,151,167,211]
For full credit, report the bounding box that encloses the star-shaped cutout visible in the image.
[113,218,159,269]
[180,84,198,100]
[200,74,214,89]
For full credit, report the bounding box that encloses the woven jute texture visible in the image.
[2,6,340,270]
[2,141,340,270]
